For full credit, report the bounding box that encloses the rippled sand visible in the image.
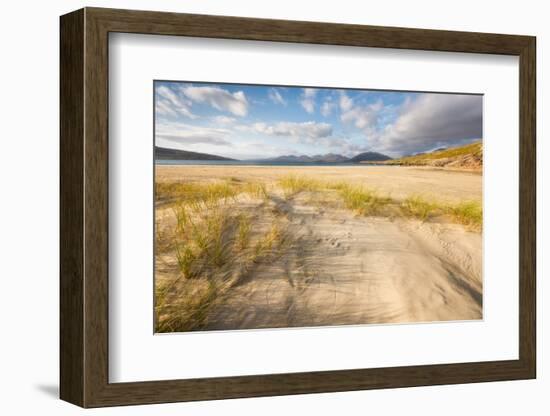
[156,165,482,331]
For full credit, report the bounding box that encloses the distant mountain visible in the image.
[265,153,350,163]
[155,146,236,161]
[349,152,392,162]
[264,152,392,163]
[313,153,350,163]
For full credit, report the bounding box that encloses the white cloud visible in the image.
[375,94,482,155]
[300,88,317,114]
[182,86,249,116]
[268,88,286,106]
[339,92,353,112]
[249,121,332,142]
[155,121,231,146]
[155,85,196,119]
[341,100,383,130]
[212,115,237,125]
[321,101,335,117]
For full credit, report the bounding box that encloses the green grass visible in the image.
[277,175,481,226]
[172,202,236,278]
[156,181,238,204]
[236,214,252,251]
[333,183,392,216]
[156,179,272,206]
[401,195,440,220]
[401,195,482,230]
[155,174,482,332]
[447,200,482,230]
[387,141,482,166]
[156,188,290,332]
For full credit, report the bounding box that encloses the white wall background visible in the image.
[0,0,546,414]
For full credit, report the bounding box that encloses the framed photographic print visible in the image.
[60,7,536,408]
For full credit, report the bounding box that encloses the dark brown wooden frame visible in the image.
[60,7,536,408]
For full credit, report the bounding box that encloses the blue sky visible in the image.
[154,81,482,159]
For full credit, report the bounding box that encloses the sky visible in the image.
[154,81,482,159]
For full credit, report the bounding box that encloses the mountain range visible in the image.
[155,146,235,161]
[155,146,392,163]
[262,151,391,163]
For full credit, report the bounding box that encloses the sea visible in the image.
[156,160,380,167]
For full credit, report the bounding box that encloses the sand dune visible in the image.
[203,195,481,329]
[155,166,482,332]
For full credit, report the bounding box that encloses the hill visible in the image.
[350,151,392,162]
[267,153,350,163]
[155,146,236,161]
[385,141,482,170]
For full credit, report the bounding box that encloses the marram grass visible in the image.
[155,174,482,332]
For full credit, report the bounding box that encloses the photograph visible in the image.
[49,4,540,410]
[153,81,483,333]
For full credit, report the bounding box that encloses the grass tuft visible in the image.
[447,201,482,230]
[156,181,238,205]
[156,181,292,331]
[155,279,220,333]
[236,214,252,251]
[278,175,321,197]
[155,174,483,332]
[401,195,439,220]
[334,183,392,215]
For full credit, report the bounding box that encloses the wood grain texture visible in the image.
[59,8,84,407]
[518,38,536,376]
[59,7,537,408]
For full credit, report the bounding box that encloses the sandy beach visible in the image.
[155,165,482,332]
[156,165,482,204]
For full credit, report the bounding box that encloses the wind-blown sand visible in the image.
[157,165,481,203]
[156,166,482,331]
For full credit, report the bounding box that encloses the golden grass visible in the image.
[156,179,272,206]
[401,195,439,220]
[155,191,289,332]
[447,200,483,230]
[276,174,481,226]
[401,195,482,230]
[278,175,321,197]
[387,141,482,166]
[332,183,392,216]
[243,182,269,200]
[236,214,252,251]
[155,181,238,204]
[155,278,220,332]
[155,174,482,332]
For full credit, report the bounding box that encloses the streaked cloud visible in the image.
[246,121,333,142]
[300,88,317,114]
[212,115,237,125]
[339,92,353,112]
[155,85,196,119]
[321,100,335,117]
[182,86,249,116]
[268,88,287,106]
[155,81,482,159]
[156,121,231,146]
